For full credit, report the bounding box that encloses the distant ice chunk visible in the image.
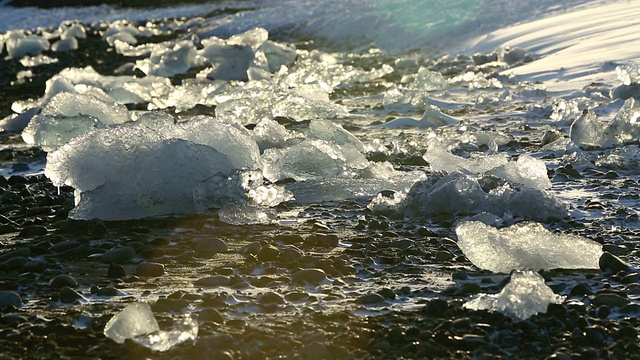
[22,92,131,150]
[104,302,198,352]
[402,173,567,222]
[104,302,159,344]
[463,271,564,320]
[218,205,277,225]
[59,22,86,40]
[455,221,603,273]
[616,63,640,86]
[252,119,304,152]
[488,154,552,191]
[136,40,201,78]
[424,140,507,174]
[51,37,78,52]
[259,40,297,72]
[4,31,50,58]
[372,105,459,129]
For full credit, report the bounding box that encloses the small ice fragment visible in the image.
[5,31,50,59]
[104,302,160,344]
[463,270,564,320]
[262,139,349,182]
[218,205,277,225]
[455,221,603,273]
[367,190,406,213]
[132,314,198,352]
[51,37,78,52]
[59,22,86,40]
[616,63,640,85]
[570,110,605,149]
[200,42,254,81]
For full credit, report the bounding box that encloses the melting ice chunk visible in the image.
[104,302,198,352]
[455,221,603,273]
[488,154,552,190]
[104,302,159,344]
[402,173,566,222]
[463,271,565,320]
[424,141,507,174]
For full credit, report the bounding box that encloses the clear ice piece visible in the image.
[463,271,565,320]
[104,302,160,344]
[132,314,199,352]
[455,221,603,273]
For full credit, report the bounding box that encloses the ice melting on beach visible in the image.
[455,221,603,273]
[104,302,198,352]
[44,116,274,220]
[464,271,565,321]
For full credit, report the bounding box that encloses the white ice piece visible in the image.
[463,271,565,320]
[51,37,78,52]
[424,141,507,174]
[455,221,603,273]
[5,32,50,59]
[488,154,551,190]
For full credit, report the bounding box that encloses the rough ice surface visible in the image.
[569,98,640,149]
[252,119,304,152]
[104,302,198,352]
[218,205,277,225]
[136,40,200,78]
[4,31,49,58]
[616,63,640,86]
[488,154,552,191]
[455,221,603,273]
[22,92,131,150]
[45,126,241,220]
[463,271,565,321]
[371,105,459,129]
[104,302,159,344]
[424,141,507,174]
[401,173,567,222]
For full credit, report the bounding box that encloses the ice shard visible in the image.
[104,302,159,344]
[463,271,565,320]
[455,221,603,273]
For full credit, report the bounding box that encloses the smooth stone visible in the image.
[101,246,135,264]
[136,262,164,277]
[49,240,81,253]
[106,263,125,278]
[49,274,78,289]
[592,293,630,308]
[153,298,189,312]
[0,248,31,262]
[194,238,228,256]
[2,256,28,270]
[0,291,22,309]
[59,286,86,304]
[292,268,327,285]
[239,242,261,256]
[257,244,280,262]
[22,259,48,272]
[199,308,224,324]
[18,225,47,238]
[96,286,118,297]
[195,275,231,287]
[258,292,286,305]
[300,342,331,360]
[278,247,303,263]
[599,252,630,274]
[355,293,385,305]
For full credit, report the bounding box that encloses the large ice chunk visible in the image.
[424,141,507,174]
[22,92,131,150]
[488,154,552,190]
[455,221,603,273]
[4,31,50,58]
[104,302,159,344]
[401,173,567,222]
[463,271,565,320]
[136,40,202,77]
[45,127,238,220]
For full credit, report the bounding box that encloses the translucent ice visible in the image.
[488,154,552,191]
[402,173,567,221]
[104,302,198,352]
[104,302,159,344]
[455,221,603,273]
[252,119,304,152]
[616,63,640,85]
[372,105,459,129]
[51,37,78,52]
[22,92,131,150]
[424,141,508,174]
[136,40,201,77]
[4,31,49,58]
[463,271,565,320]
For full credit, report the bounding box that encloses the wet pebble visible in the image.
[22,259,49,272]
[258,292,286,305]
[101,246,135,264]
[0,291,22,309]
[18,225,47,238]
[136,262,164,277]
[49,274,78,289]
[194,238,228,256]
[49,240,80,253]
[96,286,118,297]
[107,263,126,278]
[199,308,224,324]
[599,252,630,274]
[153,298,189,312]
[0,248,30,262]
[2,256,28,270]
[59,286,85,304]
[356,293,385,305]
[195,275,231,287]
[292,268,327,284]
[257,244,280,262]
[592,293,630,307]
[306,234,338,248]
[300,342,330,360]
